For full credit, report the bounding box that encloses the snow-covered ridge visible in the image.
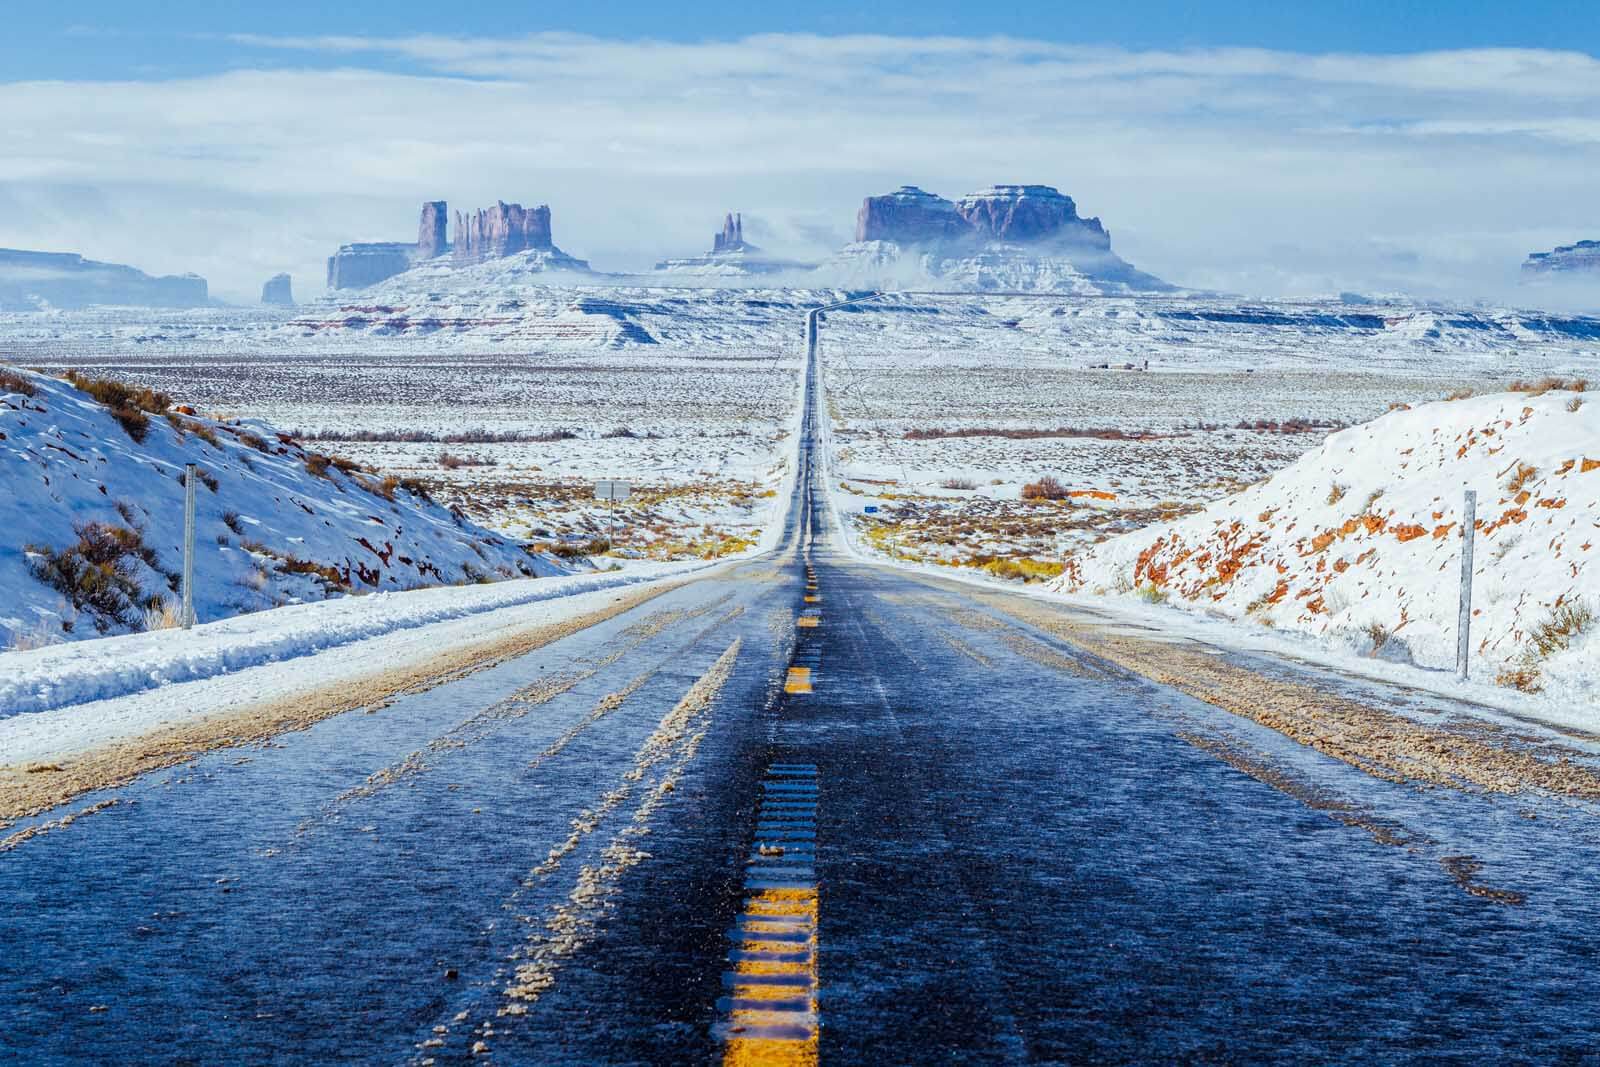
[0,366,565,650]
[1053,387,1600,702]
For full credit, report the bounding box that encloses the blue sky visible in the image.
[2,5,1598,304]
[12,1,1599,80]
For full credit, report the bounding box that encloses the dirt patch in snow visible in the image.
[982,595,1600,801]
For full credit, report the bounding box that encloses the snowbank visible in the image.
[0,365,567,648]
[0,560,709,719]
[1054,387,1600,704]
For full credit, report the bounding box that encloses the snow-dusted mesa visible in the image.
[325,199,592,291]
[822,184,1175,293]
[0,365,565,651]
[1053,383,1600,704]
[0,248,209,311]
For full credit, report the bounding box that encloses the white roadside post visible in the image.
[1456,489,1477,680]
[182,463,198,630]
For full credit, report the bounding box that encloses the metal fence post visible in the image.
[183,463,197,630]
[1456,489,1476,680]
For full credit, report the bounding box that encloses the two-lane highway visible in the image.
[6,307,1600,1063]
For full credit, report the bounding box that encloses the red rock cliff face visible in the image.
[417,201,449,259]
[854,186,971,245]
[853,184,1113,250]
[955,185,1110,249]
[453,202,554,263]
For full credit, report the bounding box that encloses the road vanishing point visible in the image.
[5,303,1600,1064]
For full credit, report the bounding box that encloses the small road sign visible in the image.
[594,480,631,502]
[863,505,879,514]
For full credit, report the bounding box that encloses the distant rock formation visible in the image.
[0,248,208,311]
[261,273,294,306]
[417,201,449,260]
[855,186,970,245]
[326,242,415,290]
[955,185,1111,249]
[712,213,755,254]
[653,211,814,276]
[1524,240,1600,276]
[326,199,583,290]
[453,202,554,264]
[828,183,1170,293]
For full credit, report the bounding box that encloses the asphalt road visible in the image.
[5,310,1600,1064]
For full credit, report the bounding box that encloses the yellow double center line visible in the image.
[719,764,820,1065]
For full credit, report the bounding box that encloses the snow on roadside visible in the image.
[0,560,713,721]
[0,572,713,768]
[1052,386,1600,707]
[1,365,568,649]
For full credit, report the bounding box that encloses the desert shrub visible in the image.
[1137,583,1170,604]
[25,520,171,633]
[143,599,185,631]
[1506,463,1539,493]
[237,430,270,453]
[1363,621,1392,654]
[1444,387,1476,401]
[185,418,222,448]
[1529,601,1595,660]
[940,477,977,490]
[603,426,637,439]
[0,367,38,397]
[64,371,170,443]
[1326,483,1348,505]
[1568,396,1584,413]
[438,450,497,469]
[221,510,244,535]
[397,477,435,503]
[549,537,612,560]
[1508,377,1587,396]
[1496,600,1595,693]
[304,453,333,479]
[1495,664,1543,693]
[976,556,1066,582]
[1021,475,1070,501]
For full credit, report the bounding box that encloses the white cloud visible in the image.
[1,33,1597,304]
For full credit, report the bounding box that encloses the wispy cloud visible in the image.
[1,33,1596,303]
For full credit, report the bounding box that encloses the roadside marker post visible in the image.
[1457,489,1476,680]
[594,479,631,550]
[182,463,198,629]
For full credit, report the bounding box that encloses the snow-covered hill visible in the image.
[1053,385,1600,701]
[823,240,1175,294]
[1,366,565,649]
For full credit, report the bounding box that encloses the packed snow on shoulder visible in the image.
[1053,384,1600,705]
[0,365,567,650]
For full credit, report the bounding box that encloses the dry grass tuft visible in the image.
[26,520,176,633]
[1506,462,1539,493]
[1021,475,1071,501]
[63,370,171,443]
[142,599,185,632]
[0,367,38,397]
[1508,377,1588,396]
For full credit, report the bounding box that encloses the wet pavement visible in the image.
[6,315,1600,1064]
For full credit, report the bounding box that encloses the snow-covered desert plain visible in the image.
[3,277,1597,710]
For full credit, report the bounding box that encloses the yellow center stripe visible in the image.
[784,667,813,693]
